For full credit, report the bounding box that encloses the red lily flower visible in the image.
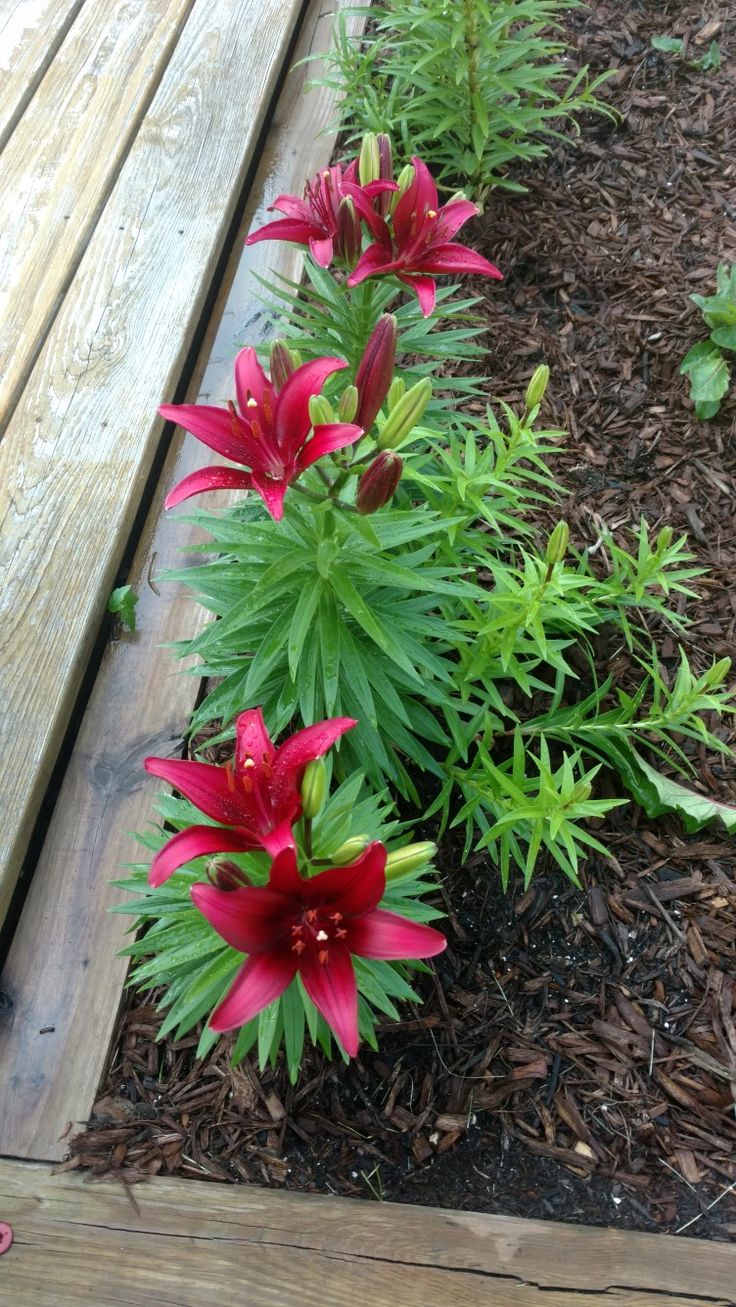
[160,348,362,520]
[246,162,395,268]
[144,709,356,887]
[348,157,503,316]
[191,842,446,1055]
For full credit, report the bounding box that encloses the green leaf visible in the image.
[680,340,729,416]
[621,748,736,834]
[651,35,684,54]
[108,584,139,632]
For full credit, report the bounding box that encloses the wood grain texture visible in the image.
[0,0,85,154]
[1,1159,734,1306]
[0,0,369,1161]
[0,0,303,930]
[0,0,198,431]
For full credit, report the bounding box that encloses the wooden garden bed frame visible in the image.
[0,3,734,1301]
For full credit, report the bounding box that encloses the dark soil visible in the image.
[68,0,736,1242]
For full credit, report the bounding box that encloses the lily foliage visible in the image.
[131,137,734,1074]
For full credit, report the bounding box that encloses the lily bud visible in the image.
[545,520,569,566]
[376,134,394,216]
[385,841,437,882]
[335,196,362,266]
[355,314,397,430]
[387,376,406,410]
[356,451,403,514]
[331,835,370,864]
[377,376,432,449]
[269,339,297,391]
[301,758,326,819]
[390,163,415,216]
[359,132,381,186]
[338,384,359,422]
[309,394,334,426]
[704,656,731,688]
[524,364,550,412]
[206,859,251,891]
[656,525,673,551]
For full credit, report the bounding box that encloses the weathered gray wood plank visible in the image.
[0,0,302,928]
[0,0,85,154]
[0,0,368,1161]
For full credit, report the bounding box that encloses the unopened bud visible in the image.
[301,759,326,819]
[387,377,406,410]
[376,134,394,216]
[377,377,432,449]
[356,451,403,514]
[385,841,437,882]
[335,196,362,266]
[656,525,673,551]
[704,656,731,688]
[338,384,359,422]
[359,132,380,186]
[355,315,397,430]
[545,521,569,566]
[570,781,592,805]
[525,364,550,412]
[270,339,297,391]
[206,859,251,891]
[309,394,334,426]
[390,164,415,215]
[331,835,370,864]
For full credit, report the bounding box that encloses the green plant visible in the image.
[681,264,736,419]
[310,1,614,198]
[651,34,721,73]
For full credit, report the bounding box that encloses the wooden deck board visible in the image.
[1,1159,734,1305]
[0,0,85,153]
[0,0,368,1162]
[0,0,197,432]
[0,0,302,929]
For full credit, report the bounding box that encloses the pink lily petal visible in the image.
[343,185,392,242]
[191,883,293,953]
[299,942,359,1056]
[274,357,347,456]
[144,756,253,828]
[272,717,357,801]
[346,907,447,960]
[417,242,503,279]
[159,403,245,464]
[398,273,436,317]
[301,842,386,916]
[209,952,298,1032]
[347,242,400,286]
[297,422,363,473]
[234,347,270,415]
[433,198,479,242]
[245,216,322,248]
[149,824,258,888]
[259,816,298,857]
[309,234,334,267]
[164,466,252,510]
[250,471,288,521]
[234,707,273,772]
[267,846,306,897]
[269,194,314,222]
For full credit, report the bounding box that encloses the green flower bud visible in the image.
[525,364,550,412]
[308,394,334,426]
[301,759,326,819]
[330,835,370,864]
[656,525,673,551]
[377,377,432,450]
[359,132,381,186]
[389,164,415,216]
[269,339,298,391]
[385,841,437,881]
[545,521,569,566]
[387,376,406,410]
[704,656,731,688]
[338,385,359,422]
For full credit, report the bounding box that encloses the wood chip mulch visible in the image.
[67,0,736,1240]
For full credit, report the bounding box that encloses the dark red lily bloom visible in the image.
[160,348,362,520]
[246,161,395,268]
[191,842,446,1055]
[348,157,503,316]
[144,709,356,887]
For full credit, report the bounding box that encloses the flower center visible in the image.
[290,908,347,963]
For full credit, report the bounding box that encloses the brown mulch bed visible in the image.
[68,0,736,1240]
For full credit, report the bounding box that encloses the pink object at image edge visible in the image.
[0,1221,13,1254]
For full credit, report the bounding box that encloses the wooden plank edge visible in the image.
[0,0,87,156]
[1,1158,734,1306]
[0,0,369,1162]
